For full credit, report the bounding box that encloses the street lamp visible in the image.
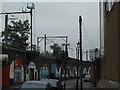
[77,41,80,46]
[93,48,100,87]
[79,16,83,90]
[76,41,80,89]
[76,42,80,59]
[27,3,35,50]
[62,43,69,89]
[62,43,70,56]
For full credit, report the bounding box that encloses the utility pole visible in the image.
[30,9,33,50]
[27,3,35,50]
[86,51,88,61]
[64,58,67,89]
[65,37,68,56]
[79,16,83,90]
[62,36,69,57]
[44,34,47,53]
[76,41,80,89]
[4,14,8,46]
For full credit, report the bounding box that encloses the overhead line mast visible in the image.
[0,3,35,50]
[37,35,68,53]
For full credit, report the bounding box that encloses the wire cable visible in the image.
[35,10,76,17]
[51,18,77,35]
[82,23,94,49]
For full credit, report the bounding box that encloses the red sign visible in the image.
[14,58,22,70]
[43,64,47,67]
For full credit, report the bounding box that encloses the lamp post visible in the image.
[27,3,35,50]
[62,43,69,56]
[76,41,80,89]
[62,43,69,89]
[79,16,83,90]
[94,48,99,87]
[64,57,67,89]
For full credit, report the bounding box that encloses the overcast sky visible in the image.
[0,1,100,59]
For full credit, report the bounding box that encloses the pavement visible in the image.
[5,79,95,90]
[61,79,95,89]
[9,83,22,88]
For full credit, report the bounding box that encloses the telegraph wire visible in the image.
[35,18,77,38]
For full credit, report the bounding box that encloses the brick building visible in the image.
[98,1,120,88]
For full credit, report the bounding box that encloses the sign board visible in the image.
[40,66,49,79]
[14,58,22,70]
[14,69,22,83]
[14,58,23,83]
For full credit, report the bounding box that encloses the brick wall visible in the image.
[104,2,119,82]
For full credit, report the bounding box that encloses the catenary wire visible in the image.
[82,23,94,49]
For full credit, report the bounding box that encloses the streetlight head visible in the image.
[27,3,35,9]
[95,48,98,52]
[77,41,80,46]
[79,16,82,22]
[32,3,35,9]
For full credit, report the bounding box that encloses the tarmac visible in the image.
[5,79,96,90]
[61,79,96,89]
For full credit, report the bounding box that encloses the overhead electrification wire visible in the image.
[35,18,77,40]
[82,23,94,49]
[51,19,77,35]
[35,10,76,17]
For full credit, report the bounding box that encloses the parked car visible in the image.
[75,74,80,79]
[21,81,51,90]
[75,73,86,79]
[66,75,69,80]
[55,74,61,79]
[61,74,69,80]
[84,74,90,82]
[69,74,74,79]
[40,78,63,89]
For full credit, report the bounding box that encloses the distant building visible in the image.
[98,0,120,88]
[89,48,100,60]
